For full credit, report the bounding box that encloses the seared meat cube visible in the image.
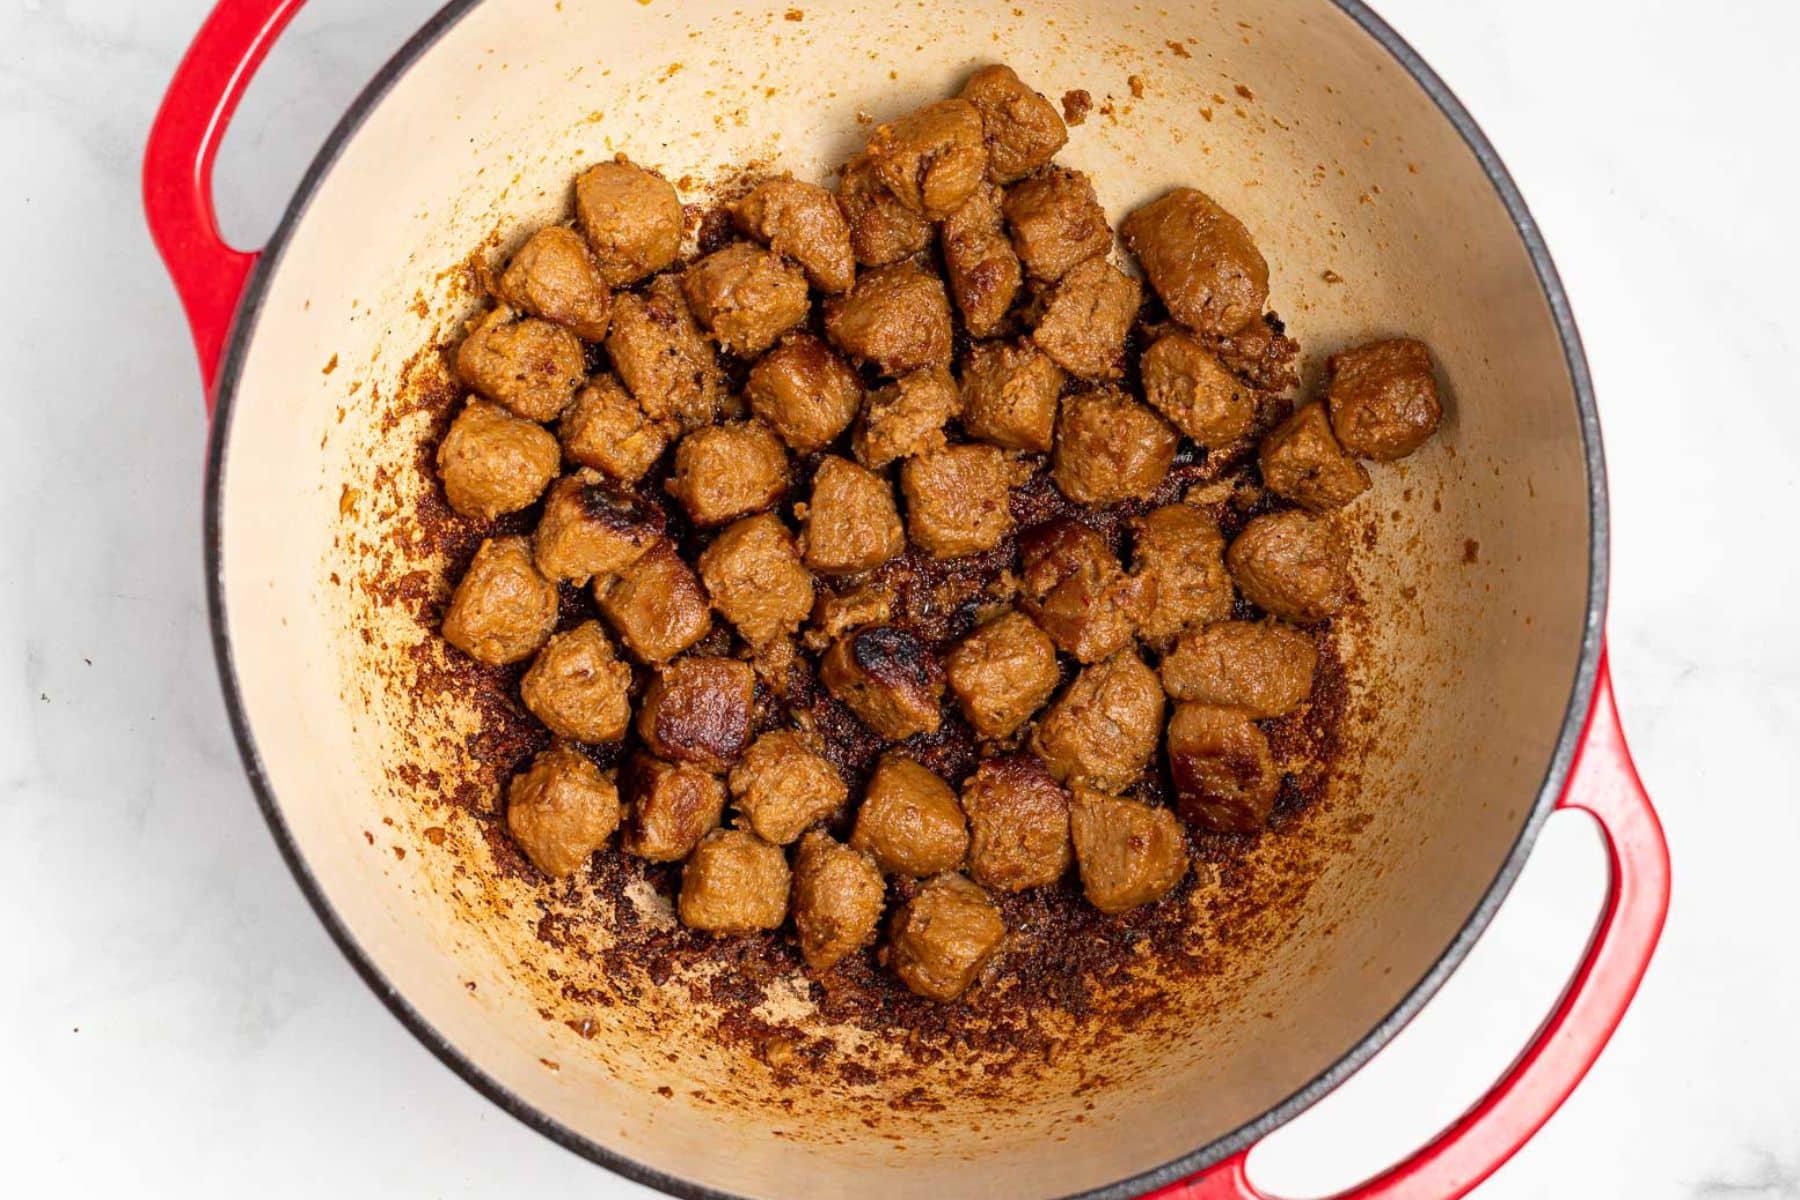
[888,872,1004,1001]
[730,175,856,294]
[665,421,790,527]
[1019,518,1154,663]
[520,622,634,744]
[852,752,970,876]
[744,334,863,454]
[960,755,1071,892]
[825,261,954,377]
[1226,510,1351,623]
[1213,314,1301,393]
[454,307,585,422]
[678,829,791,933]
[621,752,726,861]
[944,610,1060,740]
[1068,786,1188,914]
[791,830,886,971]
[497,225,612,341]
[697,513,814,648]
[1003,167,1111,283]
[800,456,905,574]
[809,579,897,647]
[636,656,757,771]
[958,339,1064,452]
[1032,650,1164,793]
[1130,503,1234,646]
[941,182,1022,337]
[1326,337,1444,461]
[1030,257,1141,379]
[820,626,944,741]
[836,153,933,267]
[441,536,559,666]
[605,275,724,431]
[534,473,665,585]
[1259,403,1370,511]
[597,539,712,663]
[1161,620,1317,718]
[1121,187,1268,336]
[1167,703,1280,833]
[853,367,961,469]
[1140,331,1259,448]
[866,99,989,219]
[1018,517,1112,601]
[960,64,1067,183]
[558,374,670,484]
[728,730,848,845]
[681,243,811,356]
[505,745,620,879]
[901,444,1023,559]
[574,156,683,285]
[1052,388,1178,506]
[436,398,560,520]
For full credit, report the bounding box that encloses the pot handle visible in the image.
[1155,644,1669,1200]
[143,0,309,407]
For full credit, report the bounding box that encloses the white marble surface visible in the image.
[2,0,1796,1196]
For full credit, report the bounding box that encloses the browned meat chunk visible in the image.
[605,276,723,431]
[1326,337,1443,460]
[1003,168,1111,283]
[959,339,1064,452]
[436,398,560,520]
[900,444,1023,559]
[1259,403,1371,511]
[1212,314,1300,393]
[637,656,756,771]
[621,752,725,861]
[866,99,989,219]
[852,753,968,876]
[679,829,791,933]
[960,755,1071,892]
[1227,510,1351,624]
[597,539,712,663]
[1068,786,1188,913]
[1121,188,1268,335]
[1161,620,1317,718]
[940,182,1022,337]
[820,626,944,740]
[730,176,856,294]
[744,334,863,454]
[665,421,790,527]
[497,225,612,341]
[1052,388,1178,506]
[1018,518,1153,663]
[944,610,1060,740]
[1140,331,1259,448]
[442,536,559,666]
[454,307,585,422]
[854,367,960,469]
[1030,258,1141,379]
[681,243,811,356]
[1166,703,1280,833]
[697,513,814,648]
[836,154,933,267]
[1032,651,1164,793]
[574,157,682,285]
[825,262,954,376]
[800,456,905,574]
[960,64,1067,183]
[558,374,670,484]
[1130,503,1233,646]
[728,729,848,844]
[520,621,633,743]
[888,873,1004,1000]
[533,473,665,585]
[791,830,886,971]
[809,579,897,648]
[505,745,620,878]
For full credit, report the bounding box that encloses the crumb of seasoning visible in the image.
[393,846,407,860]
[322,353,338,375]
[1235,83,1255,100]
[1322,269,1343,284]
[1463,538,1480,564]
[784,6,804,18]
[540,1058,561,1071]
[423,826,447,845]
[1061,89,1092,125]
[339,485,360,516]
[656,1085,674,1098]
[1128,74,1145,99]
[363,830,374,845]
[1200,106,1213,122]
[1166,39,1191,58]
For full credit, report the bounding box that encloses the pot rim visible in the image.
[202,2,1608,1196]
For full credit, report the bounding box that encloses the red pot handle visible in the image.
[143,0,309,408]
[1155,644,1669,1200]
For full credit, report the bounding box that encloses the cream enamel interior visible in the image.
[213,1,1593,1196]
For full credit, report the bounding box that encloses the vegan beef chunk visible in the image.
[791,830,886,971]
[960,754,1072,892]
[960,64,1068,183]
[853,367,961,469]
[1167,703,1280,833]
[1068,786,1188,914]
[1325,337,1444,461]
[441,535,560,666]
[944,610,1061,740]
[1003,167,1112,283]
[825,261,954,376]
[679,829,791,933]
[1140,330,1260,448]
[436,398,560,520]
[888,872,1005,1001]
[865,99,989,219]
[574,157,683,285]
[744,334,863,454]
[900,443,1023,559]
[1019,518,1155,663]
[505,745,621,879]
[621,752,726,861]
[520,621,634,744]
[1052,388,1178,505]
[836,153,934,267]
[801,455,906,574]
[1130,503,1234,647]
[1030,257,1141,379]
[728,730,848,845]
[597,539,713,663]
[636,656,757,771]
[820,625,945,741]
[605,275,724,431]
[1032,650,1165,794]
[852,753,970,877]
[665,421,790,528]
[681,242,811,356]
[497,225,613,341]
[941,182,1023,337]
[958,339,1064,452]
[534,472,665,585]
[1161,620,1317,718]
[558,374,671,484]
[1259,402,1371,511]
[454,307,585,422]
[697,513,814,648]
[1226,510,1352,624]
[1121,187,1268,336]
[729,175,857,294]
